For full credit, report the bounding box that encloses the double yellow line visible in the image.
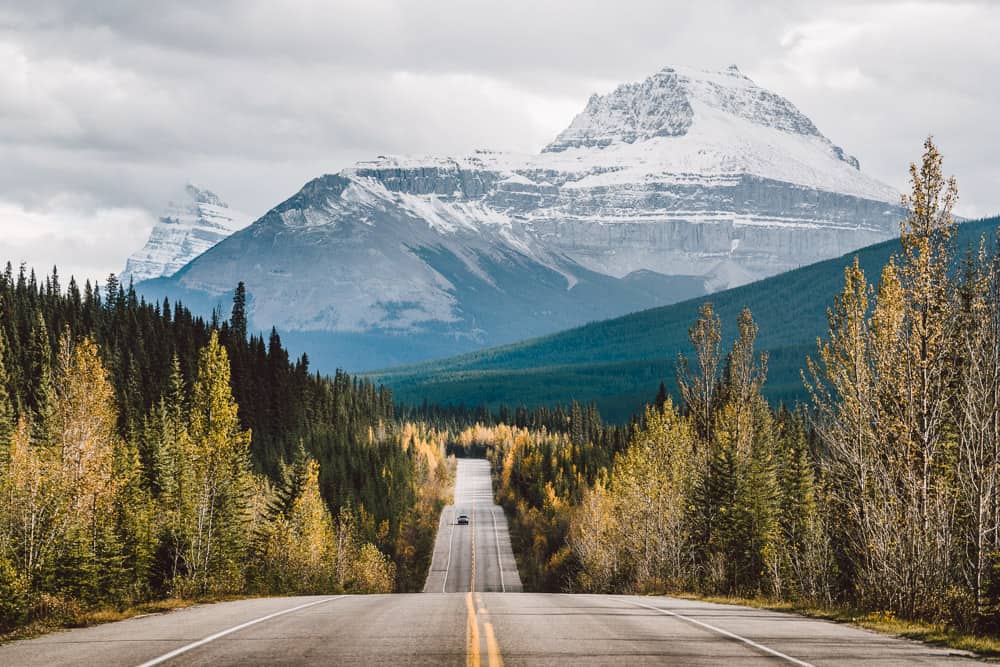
[465,486,502,667]
[466,592,502,667]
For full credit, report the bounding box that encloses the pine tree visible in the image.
[27,312,55,448]
[267,441,311,522]
[253,454,340,594]
[153,355,187,497]
[105,274,120,312]
[185,331,253,594]
[570,401,584,447]
[107,433,155,603]
[775,409,819,599]
[149,354,196,592]
[231,282,248,345]
[655,382,668,410]
[689,309,777,596]
[0,302,14,459]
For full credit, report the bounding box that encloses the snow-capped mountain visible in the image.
[136,65,904,371]
[121,185,251,285]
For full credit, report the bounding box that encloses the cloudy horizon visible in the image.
[1,0,997,283]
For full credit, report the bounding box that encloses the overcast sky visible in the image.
[1,0,997,283]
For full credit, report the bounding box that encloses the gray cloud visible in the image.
[0,1,996,281]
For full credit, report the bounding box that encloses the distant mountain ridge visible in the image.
[371,217,1000,421]
[134,65,904,371]
[121,184,251,285]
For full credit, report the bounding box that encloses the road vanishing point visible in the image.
[0,459,987,665]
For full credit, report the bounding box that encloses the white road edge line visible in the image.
[134,596,345,667]
[489,507,505,593]
[442,505,457,593]
[621,598,814,667]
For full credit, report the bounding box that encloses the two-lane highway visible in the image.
[0,458,987,665]
[424,458,522,593]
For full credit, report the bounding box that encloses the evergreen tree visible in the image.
[654,382,668,410]
[27,312,55,448]
[0,302,14,458]
[185,331,254,594]
[266,441,311,522]
[231,282,248,345]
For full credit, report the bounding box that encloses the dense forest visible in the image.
[0,272,450,632]
[456,140,1000,635]
[376,215,1000,421]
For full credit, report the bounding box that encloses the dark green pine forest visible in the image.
[0,270,408,516]
[0,268,451,632]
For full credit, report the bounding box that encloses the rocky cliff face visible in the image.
[121,185,251,285]
[136,65,904,371]
[546,65,828,152]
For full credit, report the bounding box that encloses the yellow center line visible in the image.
[465,465,503,667]
[467,591,503,667]
[465,592,481,667]
[484,621,504,667]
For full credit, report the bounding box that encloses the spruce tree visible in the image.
[655,382,668,410]
[27,312,55,448]
[231,282,248,345]
[0,304,14,456]
[187,331,253,594]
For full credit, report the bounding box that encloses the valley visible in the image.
[375,215,1000,419]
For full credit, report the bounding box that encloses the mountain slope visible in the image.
[372,217,1000,420]
[121,184,251,285]
[135,65,903,371]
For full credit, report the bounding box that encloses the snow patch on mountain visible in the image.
[121,185,251,284]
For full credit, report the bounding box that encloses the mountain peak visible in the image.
[543,64,841,158]
[184,183,226,208]
[120,184,251,284]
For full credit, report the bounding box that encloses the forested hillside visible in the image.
[0,271,451,633]
[375,215,1000,421]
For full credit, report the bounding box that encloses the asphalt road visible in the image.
[0,458,986,666]
[424,458,523,594]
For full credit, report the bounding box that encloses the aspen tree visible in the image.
[677,302,722,447]
[891,138,958,616]
[51,334,121,602]
[954,242,1000,623]
[568,482,618,592]
[610,401,696,591]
